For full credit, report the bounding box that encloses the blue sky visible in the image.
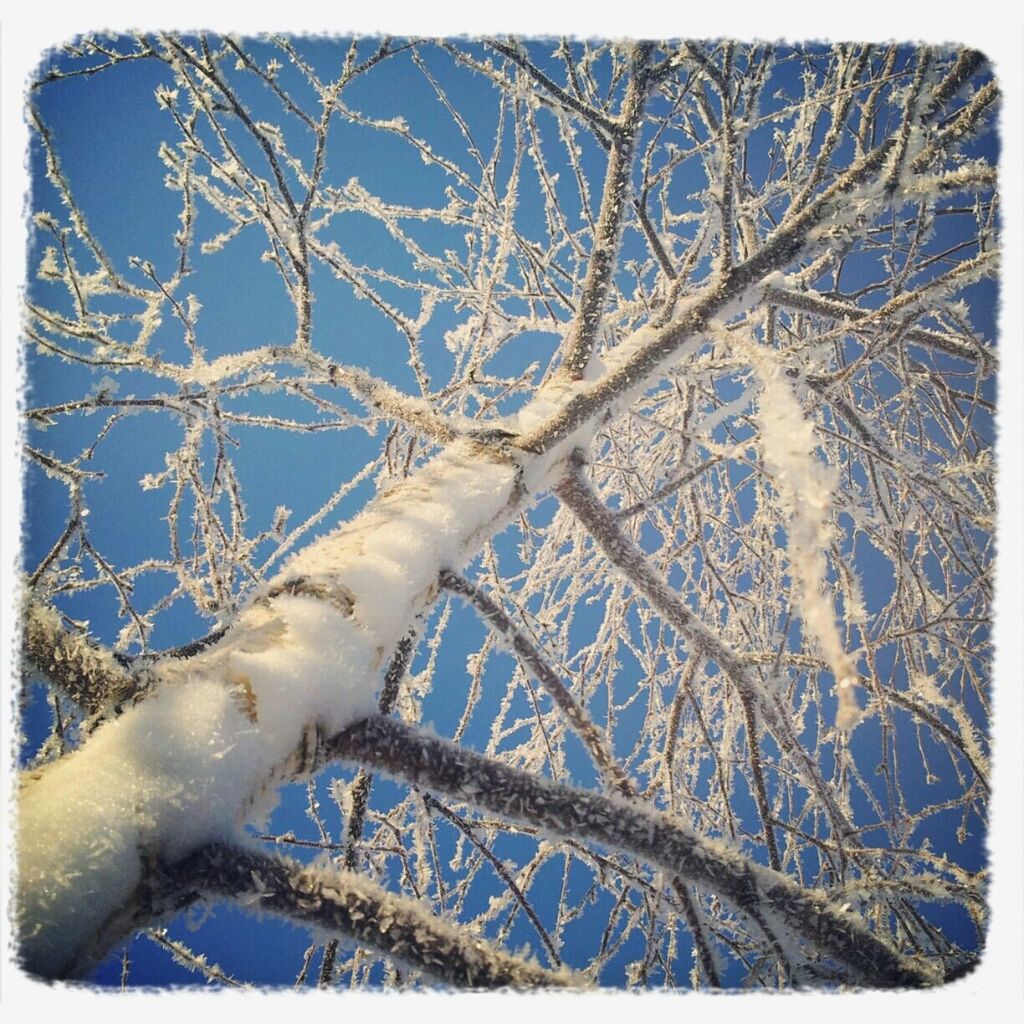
[17,34,1001,990]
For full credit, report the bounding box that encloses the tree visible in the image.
[15,34,997,990]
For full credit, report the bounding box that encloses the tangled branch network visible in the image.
[18,35,996,990]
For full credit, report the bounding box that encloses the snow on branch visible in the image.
[749,342,862,731]
[18,37,995,990]
[21,598,143,717]
[151,842,579,989]
[15,430,526,978]
[326,715,934,987]
[763,284,993,368]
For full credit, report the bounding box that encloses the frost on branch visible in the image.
[19,36,995,989]
[17,434,527,978]
[750,343,862,731]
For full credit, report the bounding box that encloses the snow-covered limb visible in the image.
[438,570,725,984]
[909,79,998,173]
[557,44,655,381]
[750,345,862,732]
[117,841,579,989]
[763,284,993,368]
[17,595,374,978]
[21,598,142,717]
[327,715,935,987]
[16,436,527,979]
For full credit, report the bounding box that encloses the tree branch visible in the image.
[484,38,617,143]
[558,44,655,380]
[326,715,934,987]
[21,598,143,716]
[111,842,579,989]
[765,284,994,368]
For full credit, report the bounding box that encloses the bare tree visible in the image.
[17,35,996,990]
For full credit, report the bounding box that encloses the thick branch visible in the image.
[22,598,142,715]
[326,715,933,988]
[911,80,998,173]
[516,132,904,457]
[129,843,578,989]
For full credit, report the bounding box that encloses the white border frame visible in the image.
[3,4,1020,1019]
